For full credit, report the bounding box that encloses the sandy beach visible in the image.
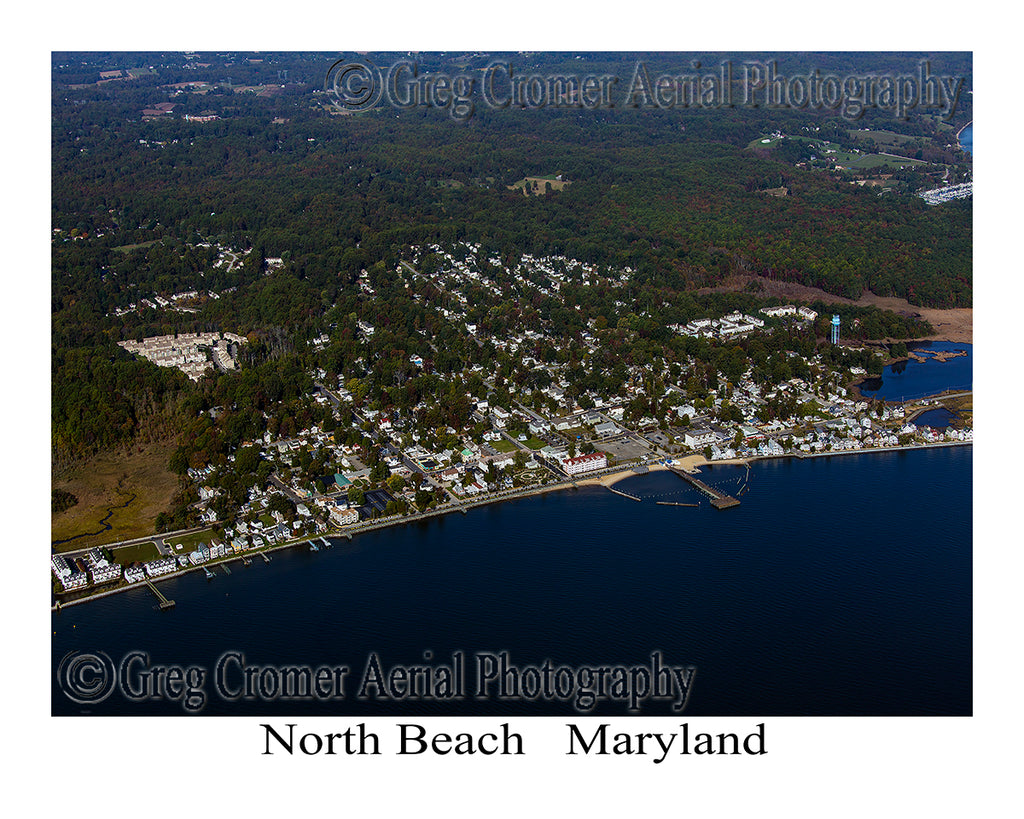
[576,455,753,488]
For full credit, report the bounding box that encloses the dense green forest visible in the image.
[52,52,970,472]
[53,105,972,306]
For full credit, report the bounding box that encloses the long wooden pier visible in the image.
[144,579,175,610]
[668,467,740,509]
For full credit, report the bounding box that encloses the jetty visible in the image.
[655,501,699,507]
[143,579,175,610]
[607,487,642,502]
[261,552,271,564]
[668,467,740,509]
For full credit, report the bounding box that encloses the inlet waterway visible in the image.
[856,341,972,401]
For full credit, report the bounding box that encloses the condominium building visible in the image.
[562,452,607,476]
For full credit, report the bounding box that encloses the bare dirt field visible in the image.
[697,274,972,343]
[51,439,179,552]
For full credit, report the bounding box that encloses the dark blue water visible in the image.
[53,446,971,717]
[857,341,972,401]
[914,408,955,429]
[959,124,972,154]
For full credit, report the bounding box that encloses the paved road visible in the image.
[269,473,303,504]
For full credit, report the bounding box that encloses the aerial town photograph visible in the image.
[49,51,974,725]
[41,65,993,819]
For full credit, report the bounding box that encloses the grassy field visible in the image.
[51,439,179,552]
[748,133,929,170]
[841,152,927,170]
[112,239,160,253]
[747,134,785,149]
[524,436,547,450]
[491,438,518,453]
[111,541,161,564]
[165,529,216,553]
[850,129,926,148]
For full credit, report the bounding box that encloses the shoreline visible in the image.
[51,440,972,612]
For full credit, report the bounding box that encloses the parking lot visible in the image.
[595,436,652,462]
[644,429,674,449]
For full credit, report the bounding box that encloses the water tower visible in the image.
[831,315,841,344]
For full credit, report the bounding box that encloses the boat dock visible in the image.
[655,500,699,507]
[668,467,740,509]
[607,487,642,502]
[143,579,175,610]
[261,552,271,563]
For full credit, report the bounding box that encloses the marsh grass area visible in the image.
[51,440,178,552]
[943,394,973,428]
